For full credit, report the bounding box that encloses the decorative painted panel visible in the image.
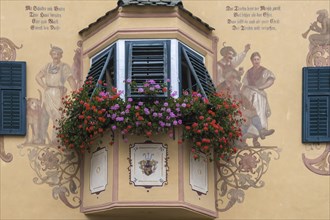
[129,142,168,188]
[90,147,108,194]
[189,151,208,195]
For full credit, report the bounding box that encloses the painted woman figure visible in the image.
[36,46,76,144]
[241,52,275,146]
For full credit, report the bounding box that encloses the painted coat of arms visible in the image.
[139,153,158,176]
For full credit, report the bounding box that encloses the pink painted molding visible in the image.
[112,134,119,202]
[119,11,212,37]
[178,128,184,201]
[81,200,217,218]
[211,36,219,82]
[119,12,177,19]
[79,150,85,213]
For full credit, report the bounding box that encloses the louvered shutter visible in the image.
[126,41,170,98]
[302,67,330,142]
[0,61,26,135]
[181,45,215,98]
[85,46,115,97]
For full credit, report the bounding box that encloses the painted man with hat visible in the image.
[36,45,77,144]
[216,43,250,99]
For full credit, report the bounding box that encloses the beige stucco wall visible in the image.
[1,1,329,220]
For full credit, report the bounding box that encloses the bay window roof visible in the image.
[118,0,183,7]
[79,0,214,36]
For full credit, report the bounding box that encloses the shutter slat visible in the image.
[85,46,115,97]
[0,61,26,135]
[0,91,23,132]
[303,66,330,142]
[308,97,328,138]
[127,41,169,98]
[181,45,215,98]
[0,62,23,87]
[307,67,330,92]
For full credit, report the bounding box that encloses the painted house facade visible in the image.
[0,0,329,219]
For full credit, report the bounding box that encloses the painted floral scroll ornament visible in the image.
[306,45,330,66]
[216,146,281,212]
[0,37,23,61]
[302,144,330,176]
[0,136,13,163]
[17,144,81,208]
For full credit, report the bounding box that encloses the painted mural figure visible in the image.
[240,95,263,147]
[36,46,77,144]
[307,9,330,47]
[241,52,275,146]
[217,66,245,100]
[216,43,250,100]
[71,40,83,89]
[25,90,43,144]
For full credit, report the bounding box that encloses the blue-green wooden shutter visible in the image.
[302,67,330,142]
[126,40,170,98]
[180,44,215,98]
[0,61,26,135]
[86,45,115,97]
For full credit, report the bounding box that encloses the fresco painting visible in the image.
[0,37,23,163]
[301,9,330,176]
[304,9,330,67]
[0,37,83,208]
[35,45,77,144]
[215,40,280,211]
[0,1,329,219]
